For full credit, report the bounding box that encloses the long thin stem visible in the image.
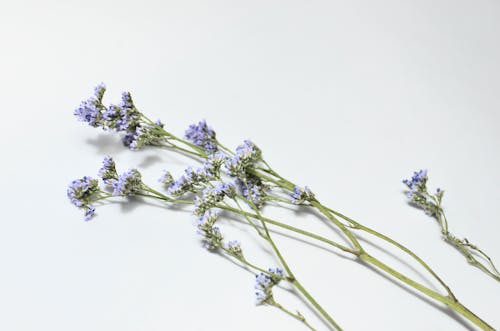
[255,162,494,329]
[238,195,343,330]
[272,302,317,331]
[359,253,494,330]
[325,206,456,300]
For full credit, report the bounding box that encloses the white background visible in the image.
[1,1,499,330]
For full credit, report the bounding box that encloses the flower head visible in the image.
[225,240,243,259]
[236,177,268,209]
[74,97,103,127]
[158,170,174,186]
[112,169,143,196]
[185,119,218,153]
[194,182,236,216]
[254,268,284,305]
[93,82,106,102]
[196,210,223,249]
[402,169,440,216]
[67,176,100,221]
[225,140,262,177]
[290,186,315,204]
[403,169,428,192]
[127,124,164,150]
[98,155,118,185]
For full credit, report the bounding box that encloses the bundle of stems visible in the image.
[68,84,495,330]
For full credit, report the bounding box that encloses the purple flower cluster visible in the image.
[74,84,105,127]
[98,155,118,185]
[225,140,262,177]
[112,169,143,196]
[127,125,164,150]
[163,152,227,196]
[196,210,223,249]
[185,119,218,153]
[194,182,236,216]
[75,84,165,150]
[290,186,315,204]
[402,169,428,194]
[225,240,243,258]
[158,170,174,186]
[254,267,284,305]
[67,176,100,221]
[236,178,268,209]
[402,169,441,216]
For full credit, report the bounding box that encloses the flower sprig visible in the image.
[403,169,500,281]
[68,84,497,331]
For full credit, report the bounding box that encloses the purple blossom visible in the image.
[185,119,218,153]
[112,169,143,196]
[120,91,134,109]
[93,83,106,102]
[290,186,315,204]
[98,155,118,185]
[235,178,268,208]
[402,169,440,216]
[67,176,99,207]
[196,211,223,249]
[225,140,261,176]
[67,176,100,221]
[225,240,243,258]
[84,205,96,222]
[158,170,174,186]
[194,182,236,215]
[74,98,102,127]
[254,268,284,305]
[402,169,428,191]
[154,119,164,128]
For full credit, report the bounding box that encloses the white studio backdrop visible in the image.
[0,1,499,330]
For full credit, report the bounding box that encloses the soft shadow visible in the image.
[86,134,125,155]
[355,259,476,331]
[138,155,163,168]
[268,202,352,247]
[356,236,438,291]
[98,196,192,214]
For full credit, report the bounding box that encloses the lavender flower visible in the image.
[166,156,227,196]
[254,267,284,305]
[93,82,106,102]
[202,151,227,178]
[98,155,118,185]
[154,119,164,128]
[185,119,218,153]
[196,210,223,249]
[158,170,174,186]
[112,169,143,196]
[194,182,236,215]
[402,169,439,216]
[67,176,100,221]
[127,124,164,150]
[84,205,96,222]
[402,169,428,192]
[290,186,315,204]
[236,177,268,209]
[225,240,243,259]
[225,140,262,176]
[74,97,103,127]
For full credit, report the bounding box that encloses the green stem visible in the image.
[310,200,363,253]
[217,204,356,255]
[220,246,270,275]
[236,195,343,330]
[325,206,456,300]
[292,279,343,331]
[359,253,494,331]
[272,302,317,331]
